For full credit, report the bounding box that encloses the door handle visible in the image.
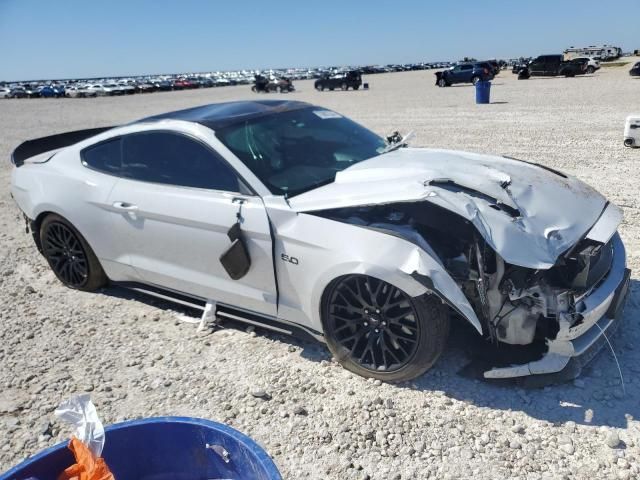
[112,201,138,211]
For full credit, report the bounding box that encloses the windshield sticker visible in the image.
[313,110,342,119]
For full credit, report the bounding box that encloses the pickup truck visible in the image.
[518,55,587,79]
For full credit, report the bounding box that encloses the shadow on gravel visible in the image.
[101,280,639,429]
[409,279,640,429]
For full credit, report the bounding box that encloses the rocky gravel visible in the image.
[1,62,640,479]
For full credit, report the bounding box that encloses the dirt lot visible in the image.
[1,62,640,479]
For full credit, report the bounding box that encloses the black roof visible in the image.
[136,100,312,130]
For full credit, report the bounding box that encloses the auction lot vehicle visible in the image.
[252,75,295,93]
[7,87,30,98]
[630,62,640,77]
[572,57,600,74]
[10,100,630,382]
[519,55,587,79]
[435,63,494,87]
[315,71,362,91]
[0,87,11,98]
[624,115,640,147]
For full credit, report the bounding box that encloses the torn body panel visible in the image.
[262,196,482,335]
[281,147,627,380]
[289,148,610,269]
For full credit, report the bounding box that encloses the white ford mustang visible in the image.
[10,100,630,382]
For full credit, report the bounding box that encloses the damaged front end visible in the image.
[313,200,630,380]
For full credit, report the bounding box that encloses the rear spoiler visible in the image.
[11,126,115,167]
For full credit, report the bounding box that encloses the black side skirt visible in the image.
[111,281,323,344]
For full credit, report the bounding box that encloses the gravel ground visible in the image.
[1,62,640,479]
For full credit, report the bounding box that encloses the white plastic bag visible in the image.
[54,394,105,457]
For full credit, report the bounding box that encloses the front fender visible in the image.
[263,197,482,335]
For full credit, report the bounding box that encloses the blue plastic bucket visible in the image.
[1,417,282,480]
[475,80,491,104]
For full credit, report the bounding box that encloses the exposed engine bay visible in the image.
[313,200,620,375]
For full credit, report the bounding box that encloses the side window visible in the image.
[81,138,122,175]
[121,131,241,191]
[462,65,473,71]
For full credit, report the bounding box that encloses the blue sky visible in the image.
[0,0,636,81]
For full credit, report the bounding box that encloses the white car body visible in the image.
[10,101,630,381]
[574,57,600,73]
[0,87,11,98]
[85,84,106,96]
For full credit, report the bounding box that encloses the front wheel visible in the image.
[40,214,107,291]
[322,274,449,382]
[437,77,447,87]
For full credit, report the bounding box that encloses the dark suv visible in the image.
[435,63,494,87]
[315,71,362,91]
[518,55,586,79]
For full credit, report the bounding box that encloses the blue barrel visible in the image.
[475,80,491,104]
[1,417,282,480]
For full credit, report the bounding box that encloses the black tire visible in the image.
[437,77,447,87]
[40,214,107,291]
[587,66,595,74]
[322,274,449,382]
[354,85,360,90]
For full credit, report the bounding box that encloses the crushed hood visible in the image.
[289,148,613,269]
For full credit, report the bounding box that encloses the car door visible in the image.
[459,65,474,82]
[447,65,462,83]
[107,130,278,317]
[529,57,544,75]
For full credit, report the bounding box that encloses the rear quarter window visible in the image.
[81,138,122,175]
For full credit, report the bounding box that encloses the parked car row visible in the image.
[0,73,268,100]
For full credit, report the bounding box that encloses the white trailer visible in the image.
[563,45,622,61]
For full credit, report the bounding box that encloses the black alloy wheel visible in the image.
[42,222,88,287]
[326,275,419,371]
[323,274,449,381]
[40,214,107,291]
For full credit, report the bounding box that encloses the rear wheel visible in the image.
[587,66,595,74]
[322,274,449,382]
[40,214,107,291]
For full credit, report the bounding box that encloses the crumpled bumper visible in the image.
[485,233,631,379]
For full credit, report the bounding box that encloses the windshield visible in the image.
[215,107,387,196]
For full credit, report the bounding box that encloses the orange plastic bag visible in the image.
[58,436,114,480]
